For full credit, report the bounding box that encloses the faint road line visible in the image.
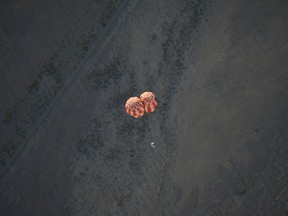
[0,0,139,180]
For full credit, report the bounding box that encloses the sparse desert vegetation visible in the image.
[0,0,288,215]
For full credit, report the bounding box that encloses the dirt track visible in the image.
[0,0,288,215]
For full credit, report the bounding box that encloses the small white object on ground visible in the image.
[150,142,156,148]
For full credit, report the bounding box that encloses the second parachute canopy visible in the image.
[140,91,158,113]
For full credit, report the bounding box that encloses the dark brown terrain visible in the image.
[0,0,287,215]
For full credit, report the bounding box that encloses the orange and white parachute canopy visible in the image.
[125,97,145,118]
[140,91,158,113]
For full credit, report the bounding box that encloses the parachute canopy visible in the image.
[140,91,158,113]
[125,97,145,118]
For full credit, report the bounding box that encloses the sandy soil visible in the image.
[0,0,287,215]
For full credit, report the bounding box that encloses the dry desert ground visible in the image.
[0,0,288,215]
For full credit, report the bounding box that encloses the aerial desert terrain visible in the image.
[0,0,287,215]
